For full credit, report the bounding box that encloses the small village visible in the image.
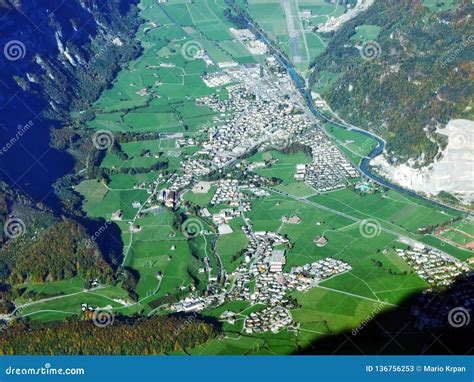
[81,24,472,346]
[396,246,470,287]
[172,217,352,334]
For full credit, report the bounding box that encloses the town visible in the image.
[102,46,472,337]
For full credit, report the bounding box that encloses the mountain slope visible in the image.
[309,0,473,165]
[0,0,141,203]
[0,0,142,311]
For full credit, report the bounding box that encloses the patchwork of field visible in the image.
[246,191,429,302]
[88,0,263,137]
[308,189,462,234]
[13,0,471,356]
[248,0,344,74]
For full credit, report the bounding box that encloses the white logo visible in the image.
[92,309,115,328]
[450,132,470,150]
[4,40,26,61]
[3,217,26,239]
[92,130,114,150]
[181,40,203,61]
[359,218,382,238]
[447,307,470,328]
[182,218,204,238]
[360,41,381,61]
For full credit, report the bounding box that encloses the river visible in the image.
[246,21,466,214]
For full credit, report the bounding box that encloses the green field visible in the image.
[308,188,462,234]
[351,24,381,43]
[14,0,471,356]
[250,149,313,184]
[422,0,459,12]
[439,228,472,246]
[17,285,140,322]
[323,123,379,165]
[183,186,216,207]
[248,0,348,75]
[312,70,342,94]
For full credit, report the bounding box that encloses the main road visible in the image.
[264,186,467,264]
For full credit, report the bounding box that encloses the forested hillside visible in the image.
[0,0,142,315]
[0,315,219,355]
[0,0,142,121]
[309,0,473,164]
[2,218,113,284]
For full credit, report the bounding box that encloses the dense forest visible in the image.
[0,315,220,355]
[1,218,113,285]
[309,0,474,164]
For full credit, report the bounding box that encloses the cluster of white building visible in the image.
[201,72,233,88]
[229,28,268,55]
[244,305,292,334]
[297,128,359,191]
[195,66,312,169]
[229,254,350,333]
[221,224,352,332]
[169,213,351,333]
[167,59,356,203]
[176,137,197,148]
[172,293,224,313]
[211,178,246,208]
[169,158,211,191]
[396,247,470,286]
[291,258,352,283]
